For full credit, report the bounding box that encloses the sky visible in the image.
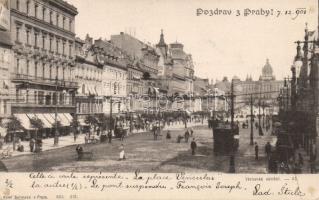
[67,0,318,82]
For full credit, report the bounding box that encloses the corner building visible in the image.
[10,0,78,139]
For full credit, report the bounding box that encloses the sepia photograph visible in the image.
[0,0,319,199]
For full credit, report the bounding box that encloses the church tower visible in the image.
[156,29,168,58]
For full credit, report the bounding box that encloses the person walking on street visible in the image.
[265,142,271,160]
[184,129,190,143]
[108,131,112,143]
[255,142,259,160]
[119,144,126,161]
[29,138,35,152]
[166,130,171,139]
[190,128,194,137]
[191,138,197,155]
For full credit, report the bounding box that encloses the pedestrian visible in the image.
[107,130,112,143]
[166,130,171,139]
[119,144,126,161]
[298,153,304,167]
[265,142,271,159]
[255,142,259,160]
[190,128,194,137]
[190,138,197,155]
[184,129,190,143]
[29,138,35,152]
[73,132,77,142]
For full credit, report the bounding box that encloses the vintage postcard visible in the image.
[0,0,318,199]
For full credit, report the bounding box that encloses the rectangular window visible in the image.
[3,101,7,114]
[26,60,29,76]
[34,62,38,78]
[62,17,65,29]
[69,43,72,56]
[42,8,46,20]
[34,33,38,47]
[42,36,45,49]
[26,30,30,45]
[26,90,29,103]
[35,4,38,18]
[49,11,53,24]
[56,40,59,53]
[42,63,45,79]
[16,58,20,74]
[26,1,30,14]
[34,91,37,104]
[56,14,59,27]
[62,42,65,55]
[49,65,52,80]
[38,91,44,105]
[16,0,20,10]
[69,20,72,31]
[49,37,52,51]
[16,27,20,42]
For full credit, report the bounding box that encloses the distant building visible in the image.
[234,59,284,110]
[155,30,195,96]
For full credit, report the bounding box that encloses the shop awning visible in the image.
[43,113,55,125]
[58,113,70,126]
[13,114,34,130]
[78,118,89,126]
[49,113,65,127]
[0,126,7,137]
[63,113,73,123]
[34,114,52,128]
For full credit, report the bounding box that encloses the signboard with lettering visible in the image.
[0,0,10,31]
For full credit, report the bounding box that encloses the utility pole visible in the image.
[230,81,234,129]
[109,96,113,134]
[250,94,254,145]
[54,76,59,146]
[258,95,262,135]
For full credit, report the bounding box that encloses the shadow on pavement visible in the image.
[158,145,230,172]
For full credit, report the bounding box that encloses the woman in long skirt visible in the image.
[119,144,125,160]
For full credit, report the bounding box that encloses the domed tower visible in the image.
[260,59,275,81]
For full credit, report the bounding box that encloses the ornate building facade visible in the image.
[9,0,78,137]
[155,30,195,97]
[234,59,284,109]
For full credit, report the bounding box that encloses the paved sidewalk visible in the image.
[1,120,207,158]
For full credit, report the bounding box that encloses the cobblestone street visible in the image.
[1,123,286,173]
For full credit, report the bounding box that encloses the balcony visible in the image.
[12,74,78,89]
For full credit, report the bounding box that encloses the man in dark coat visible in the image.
[107,131,112,143]
[265,142,271,159]
[255,142,259,160]
[184,129,190,143]
[191,138,197,155]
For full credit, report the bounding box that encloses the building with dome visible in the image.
[234,59,284,109]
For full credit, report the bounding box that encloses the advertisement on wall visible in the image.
[0,0,10,31]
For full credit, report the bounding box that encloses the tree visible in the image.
[97,114,109,131]
[29,117,44,152]
[6,116,23,151]
[85,115,98,136]
[70,117,80,134]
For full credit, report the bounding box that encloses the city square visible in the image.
[0,0,318,176]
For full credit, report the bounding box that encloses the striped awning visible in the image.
[13,114,34,130]
[34,114,52,128]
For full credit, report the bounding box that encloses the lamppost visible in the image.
[54,76,59,146]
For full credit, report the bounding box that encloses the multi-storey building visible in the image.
[9,0,78,138]
[94,38,128,115]
[155,30,195,97]
[0,0,13,135]
[233,59,283,108]
[74,35,103,125]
